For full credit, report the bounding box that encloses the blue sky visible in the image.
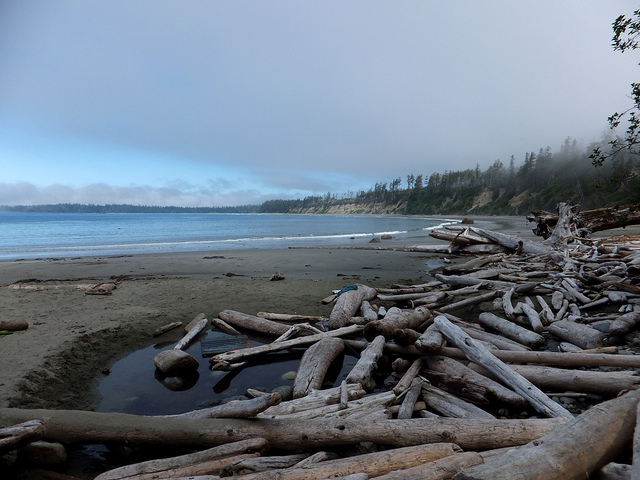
[0,1,638,206]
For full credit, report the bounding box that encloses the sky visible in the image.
[0,1,638,207]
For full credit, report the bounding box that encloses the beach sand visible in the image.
[0,214,633,411]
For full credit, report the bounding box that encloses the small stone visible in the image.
[281,371,297,381]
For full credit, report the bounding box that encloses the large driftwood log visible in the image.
[421,384,495,419]
[415,324,446,352]
[328,284,377,329]
[363,306,432,340]
[94,438,268,480]
[548,320,606,349]
[454,388,640,480]
[345,335,386,391]
[233,443,461,480]
[293,337,344,398]
[0,408,568,451]
[434,316,573,418]
[163,393,282,420]
[477,312,545,348]
[259,384,365,417]
[371,451,484,480]
[0,419,46,454]
[221,453,310,476]
[219,310,290,337]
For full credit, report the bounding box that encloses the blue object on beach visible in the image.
[335,285,358,298]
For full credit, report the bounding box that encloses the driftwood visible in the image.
[372,451,483,480]
[221,453,311,476]
[152,321,182,337]
[421,383,495,419]
[256,312,328,323]
[415,324,446,352]
[218,310,290,337]
[434,316,573,418]
[259,384,365,417]
[477,312,545,348]
[363,306,432,340]
[345,335,386,391]
[455,388,640,480]
[610,311,640,336]
[0,419,46,454]
[548,320,605,349]
[0,408,568,451]
[328,284,377,329]
[209,324,363,370]
[163,392,282,420]
[393,358,424,395]
[293,337,344,398]
[94,437,268,480]
[174,314,208,351]
[397,382,423,419]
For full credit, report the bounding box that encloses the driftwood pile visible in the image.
[4,203,640,479]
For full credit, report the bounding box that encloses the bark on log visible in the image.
[345,335,386,391]
[434,316,573,418]
[0,408,568,451]
[94,438,268,480]
[233,443,461,480]
[218,310,290,337]
[293,337,344,398]
[328,285,377,329]
[548,320,605,350]
[371,451,483,480]
[454,388,640,480]
[364,306,432,340]
[477,312,545,348]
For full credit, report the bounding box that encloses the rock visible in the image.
[369,237,381,243]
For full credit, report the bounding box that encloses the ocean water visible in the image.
[0,212,458,260]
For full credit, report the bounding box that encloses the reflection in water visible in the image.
[154,369,200,391]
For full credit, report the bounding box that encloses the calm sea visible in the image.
[0,212,458,260]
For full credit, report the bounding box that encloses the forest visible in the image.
[259,136,640,216]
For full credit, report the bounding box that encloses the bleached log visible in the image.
[293,337,344,398]
[421,384,495,419]
[152,321,183,337]
[610,311,640,336]
[0,420,45,454]
[536,295,555,323]
[551,290,565,310]
[430,227,493,244]
[393,358,423,395]
[458,324,531,352]
[221,453,310,476]
[94,438,268,480]
[163,393,282,420]
[425,355,526,406]
[210,324,363,370]
[516,303,544,333]
[455,388,640,480]
[437,291,499,313]
[435,274,515,290]
[377,291,445,303]
[256,312,328,323]
[548,320,605,349]
[434,316,573,418]
[363,306,432,340]
[234,443,461,480]
[554,298,570,322]
[174,316,208,351]
[397,382,423,419]
[370,451,483,480]
[219,310,289,337]
[415,324,446,352]
[359,301,378,322]
[634,401,640,480]
[600,462,632,480]
[259,384,365,417]
[209,317,242,336]
[507,365,640,395]
[345,335,386,391]
[477,312,545,348]
[328,284,377,329]
[0,407,569,451]
[470,226,552,256]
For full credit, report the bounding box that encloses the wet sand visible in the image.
[0,214,627,410]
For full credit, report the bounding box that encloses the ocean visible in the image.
[0,212,459,260]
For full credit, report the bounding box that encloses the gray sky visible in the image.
[0,1,637,206]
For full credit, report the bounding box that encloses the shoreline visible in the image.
[1,214,637,412]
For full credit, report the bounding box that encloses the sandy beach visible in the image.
[0,214,631,411]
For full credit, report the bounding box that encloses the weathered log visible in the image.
[516,303,544,333]
[393,358,423,395]
[415,323,446,352]
[435,274,515,290]
[259,384,365,418]
[397,382,423,419]
[371,451,484,480]
[0,419,46,453]
[293,337,344,398]
[345,335,386,391]
[210,324,363,370]
[164,393,282,420]
[359,301,378,321]
[152,321,183,337]
[610,311,640,336]
[392,327,422,345]
[233,443,461,480]
[377,291,445,303]
[548,320,605,350]
[256,312,328,323]
[635,401,640,480]
[529,204,640,237]
[94,438,268,480]
[424,355,526,406]
[437,291,499,313]
[454,388,640,480]
[477,312,545,348]
[434,316,573,418]
[174,315,208,351]
[507,365,640,395]
[209,317,242,336]
[364,306,432,340]
[221,453,310,476]
[421,384,495,419]
[328,284,377,329]
[0,408,568,451]
[470,226,552,256]
[0,319,29,331]
[600,462,632,480]
[219,310,290,337]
